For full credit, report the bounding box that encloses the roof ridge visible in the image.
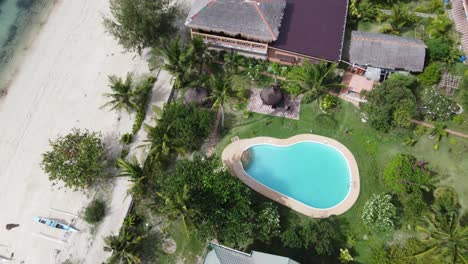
[250,1,277,40]
[352,36,426,48]
[187,0,218,22]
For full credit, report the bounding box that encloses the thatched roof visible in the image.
[349,31,426,72]
[260,86,283,106]
[184,87,209,105]
[185,0,286,43]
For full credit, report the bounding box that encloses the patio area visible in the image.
[247,88,302,120]
[338,72,376,106]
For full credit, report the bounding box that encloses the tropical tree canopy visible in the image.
[41,128,106,190]
[144,103,216,162]
[362,193,397,231]
[383,154,433,194]
[361,74,417,131]
[154,154,281,246]
[416,188,468,263]
[103,0,180,53]
[286,61,342,103]
[102,73,138,113]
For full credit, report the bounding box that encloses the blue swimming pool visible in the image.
[243,142,351,209]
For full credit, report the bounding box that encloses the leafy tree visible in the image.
[281,216,344,256]
[361,74,417,131]
[103,0,180,53]
[254,202,281,243]
[428,14,452,39]
[418,63,441,86]
[426,38,452,62]
[187,37,212,75]
[41,128,106,189]
[383,154,432,194]
[362,193,397,231]
[416,188,468,263]
[286,61,342,103]
[421,87,453,121]
[155,155,255,246]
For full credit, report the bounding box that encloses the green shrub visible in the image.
[132,108,145,134]
[452,115,464,125]
[383,154,432,194]
[121,133,133,144]
[414,125,427,136]
[421,87,453,121]
[418,63,441,85]
[362,193,397,232]
[84,199,106,224]
[320,94,340,112]
[426,38,452,62]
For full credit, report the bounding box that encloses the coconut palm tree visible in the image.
[154,38,195,90]
[143,122,186,162]
[415,191,468,263]
[388,5,412,33]
[223,52,244,74]
[156,184,199,237]
[286,61,342,103]
[430,123,448,142]
[102,73,138,113]
[103,229,144,264]
[187,37,211,75]
[206,72,248,128]
[117,157,146,198]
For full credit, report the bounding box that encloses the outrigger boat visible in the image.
[33,216,78,232]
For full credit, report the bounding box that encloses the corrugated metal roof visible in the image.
[349,31,426,72]
[203,243,300,264]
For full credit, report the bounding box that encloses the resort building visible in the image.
[185,0,349,65]
[348,31,427,81]
[203,242,300,264]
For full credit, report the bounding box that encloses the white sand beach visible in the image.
[0,0,173,263]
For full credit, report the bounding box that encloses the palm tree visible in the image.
[388,5,411,33]
[430,124,448,142]
[187,37,211,74]
[206,72,248,128]
[143,121,186,161]
[117,157,145,198]
[154,38,195,90]
[156,185,199,237]
[103,229,144,264]
[102,73,138,113]
[286,61,342,103]
[223,52,244,74]
[415,192,468,263]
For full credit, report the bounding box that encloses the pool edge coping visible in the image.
[221,134,360,218]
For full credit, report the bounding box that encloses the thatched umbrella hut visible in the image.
[260,86,283,106]
[184,87,209,105]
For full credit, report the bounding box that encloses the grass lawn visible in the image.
[156,219,207,264]
[214,101,468,263]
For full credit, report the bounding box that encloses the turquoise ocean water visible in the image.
[0,0,54,91]
[244,142,351,209]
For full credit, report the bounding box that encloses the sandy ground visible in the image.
[0,0,173,263]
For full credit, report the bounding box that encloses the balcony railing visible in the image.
[192,31,268,54]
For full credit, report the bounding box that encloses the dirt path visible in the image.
[412,120,468,139]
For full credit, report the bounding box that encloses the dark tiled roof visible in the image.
[186,0,286,42]
[271,0,349,61]
[349,31,426,72]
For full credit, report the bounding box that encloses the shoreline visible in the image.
[0,0,56,94]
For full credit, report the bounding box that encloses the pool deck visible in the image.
[221,134,360,218]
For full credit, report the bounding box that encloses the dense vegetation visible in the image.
[41,128,106,189]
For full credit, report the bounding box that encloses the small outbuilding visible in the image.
[349,31,427,73]
[260,86,283,106]
[184,87,209,105]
